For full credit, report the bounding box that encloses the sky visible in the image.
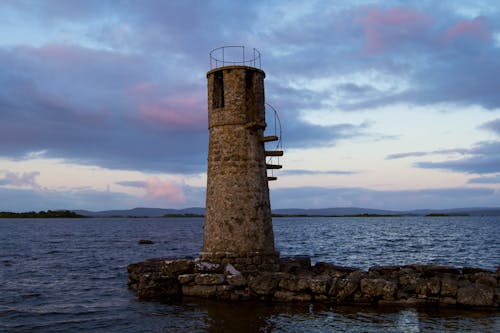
[1,0,500,212]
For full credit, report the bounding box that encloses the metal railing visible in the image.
[265,103,283,178]
[209,46,261,70]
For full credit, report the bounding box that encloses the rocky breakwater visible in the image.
[128,256,500,309]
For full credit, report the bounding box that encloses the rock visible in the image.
[470,272,497,287]
[308,276,330,294]
[138,239,154,245]
[347,270,367,281]
[227,274,247,287]
[440,277,459,297]
[160,259,194,277]
[457,284,494,306]
[178,274,196,284]
[225,263,241,276]
[440,297,457,305]
[279,274,309,292]
[313,262,358,277]
[462,267,491,275]
[137,273,181,301]
[194,273,225,285]
[182,285,217,298]
[329,278,358,301]
[398,272,420,292]
[274,291,312,302]
[248,273,281,296]
[128,259,162,289]
[360,278,397,300]
[195,260,221,273]
[280,256,311,274]
[368,266,400,279]
[424,265,461,275]
[415,278,441,297]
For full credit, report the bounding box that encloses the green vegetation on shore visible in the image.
[0,210,86,218]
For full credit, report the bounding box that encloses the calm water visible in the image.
[0,216,499,332]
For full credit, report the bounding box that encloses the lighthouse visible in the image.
[199,47,282,271]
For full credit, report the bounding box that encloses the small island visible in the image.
[0,210,86,218]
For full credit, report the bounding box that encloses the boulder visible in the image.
[440,277,459,297]
[225,263,241,276]
[308,276,330,294]
[470,272,497,287]
[360,278,397,300]
[182,285,217,298]
[177,274,196,284]
[128,258,162,290]
[329,278,359,301]
[227,274,247,287]
[462,267,491,275]
[160,259,194,277]
[424,265,461,275]
[248,273,281,296]
[415,278,441,297]
[457,284,494,307]
[194,260,221,273]
[313,262,358,278]
[136,272,181,300]
[194,273,225,285]
[280,256,311,274]
[279,274,309,292]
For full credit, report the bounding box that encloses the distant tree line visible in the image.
[0,210,85,218]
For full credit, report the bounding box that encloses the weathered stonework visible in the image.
[203,65,277,265]
[128,257,500,309]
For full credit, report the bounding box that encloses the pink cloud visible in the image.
[138,93,205,127]
[442,16,490,44]
[145,177,185,204]
[360,7,433,54]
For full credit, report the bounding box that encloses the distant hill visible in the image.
[72,206,500,217]
[74,207,205,217]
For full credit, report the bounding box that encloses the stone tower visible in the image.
[200,47,282,271]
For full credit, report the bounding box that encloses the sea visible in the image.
[0,216,499,332]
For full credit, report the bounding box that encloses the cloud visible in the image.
[442,16,490,44]
[480,118,500,136]
[415,141,500,174]
[270,186,500,210]
[281,169,359,176]
[0,171,41,188]
[117,177,186,205]
[386,148,468,160]
[0,43,208,173]
[361,7,434,54]
[469,174,500,184]
[386,151,429,160]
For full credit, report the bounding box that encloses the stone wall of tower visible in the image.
[202,66,277,263]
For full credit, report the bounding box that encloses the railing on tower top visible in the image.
[210,46,262,70]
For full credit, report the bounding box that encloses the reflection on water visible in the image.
[0,217,499,332]
[179,299,500,333]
